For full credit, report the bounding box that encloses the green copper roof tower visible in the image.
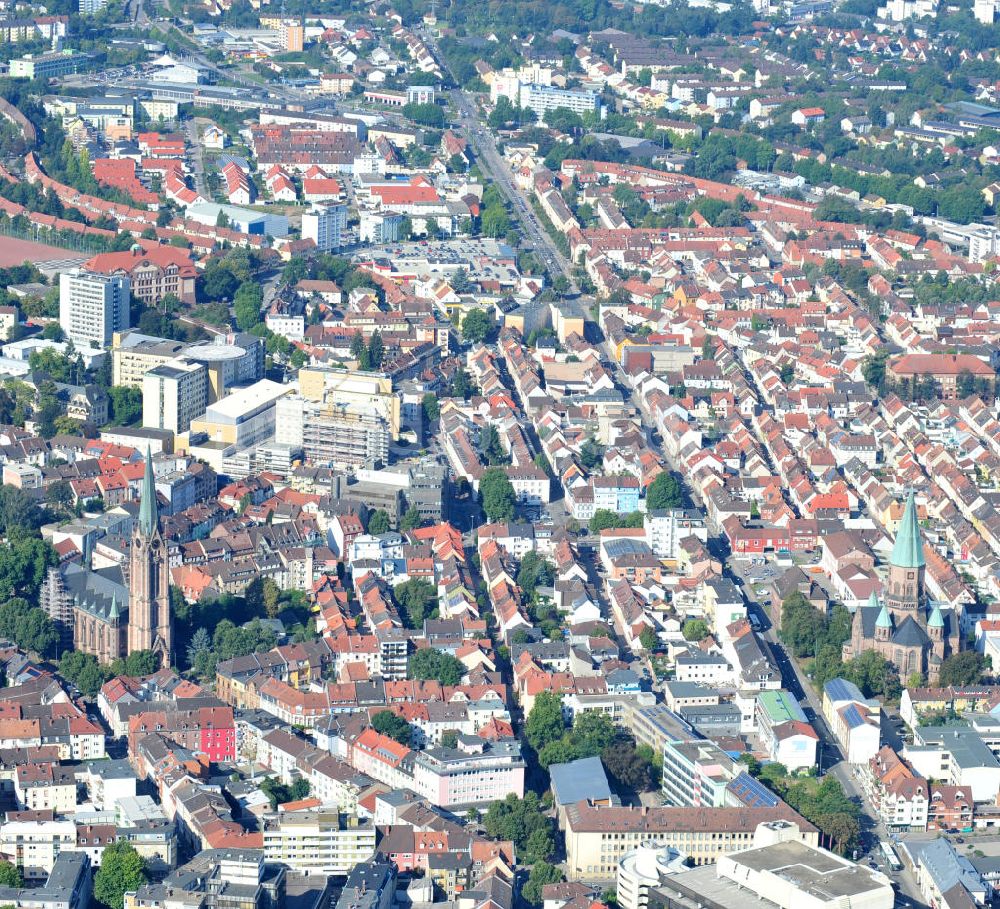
[890,492,925,570]
[138,446,158,537]
[867,590,880,610]
[876,603,893,629]
[928,604,944,628]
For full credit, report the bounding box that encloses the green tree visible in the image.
[94,840,148,909]
[394,578,438,628]
[861,348,890,392]
[938,651,988,687]
[483,792,554,863]
[186,627,212,670]
[462,308,494,344]
[480,468,516,521]
[232,281,263,331]
[422,393,440,422]
[45,480,74,515]
[779,591,826,658]
[588,509,623,533]
[112,650,159,677]
[60,651,107,696]
[367,510,392,535]
[938,185,985,224]
[479,424,508,465]
[639,627,658,651]
[601,737,654,792]
[525,690,565,752]
[537,711,616,769]
[368,330,385,369]
[0,533,58,604]
[517,552,554,600]
[841,649,901,700]
[0,861,23,887]
[682,619,708,641]
[400,506,423,532]
[371,709,413,745]
[522,862,564,906]
[0,488,44,535]
[481,204,510,239]
[108,386,143,425]
[579,438,603,469]
[402,102,445,128]
[0,597,58,658]
[451,367,473,399]
[212,619,277,662]
[572,712,615,754]
[409,648,465,685]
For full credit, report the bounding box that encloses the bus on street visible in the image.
[880,841,902,872]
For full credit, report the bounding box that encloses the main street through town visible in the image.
[420,29,578,295]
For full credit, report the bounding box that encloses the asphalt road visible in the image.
[417,28,577,294]
[186,117,209,199]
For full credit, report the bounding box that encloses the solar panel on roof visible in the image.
[727,772,779,808]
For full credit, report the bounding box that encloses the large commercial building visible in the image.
[661,739,738,808]
[9,50,90,79]
[616,844,690,909]
[185,335,266,402]
[262,810,375,875]
[188,379,291,450]
[562,802,817,881]
[112,332,189,387]
[59,269,130,349]
[299,369,400,435]
[302,204,347,252]
[113,331,264,397]
[411,738,526,810]
[359,210,403,244]
[641,823,893,909]
[714,823,894,909]
[276,369,401,469]
[305,409,389,469]
[277,397,390,470]
[353,461,450,523]
[143,358,208,435]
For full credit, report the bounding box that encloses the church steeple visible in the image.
[875,602,893,641]
[885,492,925,617]
[138,447,158,537]
[891,492,925,570]
[129,445,172,669]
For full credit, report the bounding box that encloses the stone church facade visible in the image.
[844,493,961,683]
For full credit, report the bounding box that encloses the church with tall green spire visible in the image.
[127,448,173,668]
[67,448,173,668]
[844,493,962,684]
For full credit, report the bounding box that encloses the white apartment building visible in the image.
[262,811,375,875]
[359,210,403,244]
[302,204,348,252]
[0,818,76,880]
[59,269,130,348]
[519,84,600,116]
[143,358,208,434]
[645,509,709,559]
